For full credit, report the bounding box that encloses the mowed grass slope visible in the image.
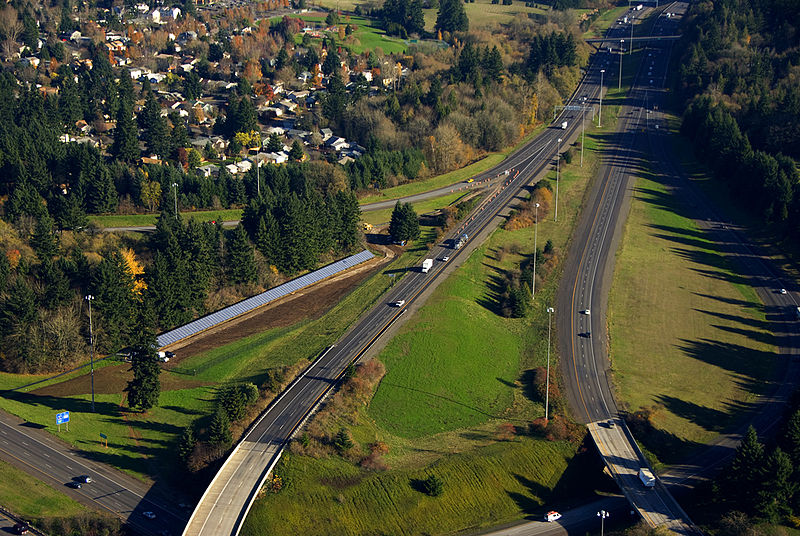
[242,439,576,536]
[369,243,524,438]
[608,161,778,451]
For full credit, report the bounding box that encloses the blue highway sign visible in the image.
[56,411,70,425]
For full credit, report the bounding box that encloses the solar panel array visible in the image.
[157,249,375,348]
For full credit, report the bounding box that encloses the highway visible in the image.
[0,410,189,536]
[555,2,700,534]
[181,24,619,536]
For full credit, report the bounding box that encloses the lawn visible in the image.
[0,459,87,520]
[583,5,628,38]
[357,154,506,206]
[290,14,408,55]
[90,209,241,229]
[361,191,466,226]
[607,145,778,457]
[242,439,579,536]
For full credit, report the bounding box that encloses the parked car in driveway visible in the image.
[544,511,562,522]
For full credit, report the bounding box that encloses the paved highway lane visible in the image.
[0,411,189,536]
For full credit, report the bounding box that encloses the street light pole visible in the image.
[554,138,562,222]
[630,16,634,54]
[599,70,605,127]
[619,39,624,90]
[580,96,586,167]
[172,182,178,220]
[598,510,609,536]
[532,202,539,302]
[85,295,95,413]
[546,306,554,421]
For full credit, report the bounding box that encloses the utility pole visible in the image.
[85,295,95,413]
[599,70,605,127]
[554,138,562,222]
[630,16,634,54]
[619,40,624,89]
[546,306,554,421]
[172,182,178,220]
[532,202,539,302]
[580,97,586,167]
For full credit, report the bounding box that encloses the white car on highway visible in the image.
[392,300,405,307]
[544,511,562,522]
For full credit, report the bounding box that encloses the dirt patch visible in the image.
[32,363,212,397]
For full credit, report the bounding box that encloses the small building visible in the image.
[198,164,219,178]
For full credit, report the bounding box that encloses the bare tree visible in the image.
[0,7,22,43]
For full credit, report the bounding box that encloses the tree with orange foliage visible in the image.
[242,59,262,83]
[120,248,147,297]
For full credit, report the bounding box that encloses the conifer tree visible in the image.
[226,224,257,284]
[125,320,161,412]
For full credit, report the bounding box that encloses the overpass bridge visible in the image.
[589,419,701,535]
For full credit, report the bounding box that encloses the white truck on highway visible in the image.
[638,467,656,488]
[421,259,433,273]
[561,121,568,129]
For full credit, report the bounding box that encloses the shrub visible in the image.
[422,474,444,496]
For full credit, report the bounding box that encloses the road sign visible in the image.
[100,432,108,448]
[56,411,69,425]
[99,433,107,439]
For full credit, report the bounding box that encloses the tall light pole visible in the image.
[580,96,587,167]
[554,138,562,222]
[172,182,178,220]
[532,202,540,302]
[630,16,634,54]
[619,39,624,90]
[545,306,554,421]
[597,510,609,536]
[599,70,605,127]
[85,295,96,413]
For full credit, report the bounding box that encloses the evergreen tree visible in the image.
[113,100,139,162]
[177,426,196,463]
[334,428,353,452]
[0,253,9,293]
[226,224,257,284]
[124,317,161,412]
[334,190,360,251]
[91,250,135,351]
[783,409,800,465]
[435,0,468,33]
[266,133,283,152]
[389,201,420,242]
[719,426,765,509]
[86,166,118,214]
[255,212,281,265]
[289,140,305,161]
[41,261,72,309]
[208,407,232,445]
[217,384,247,422]
[756,447,794,520]
[0,278,37,339]
[31,213,59,261]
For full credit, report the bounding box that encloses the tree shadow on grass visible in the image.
[675,338,778,395]
[161,405,205,416]
[476,272,507,317]
[653,395,729,433]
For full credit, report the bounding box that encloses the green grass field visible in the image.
[242,439,579,536]
[291,14,408,55]
[607,142,778,458]
[90,209,241,229]
[362,191,467,226]
[357,154,507,206]
[583,5,628,38]
[0,460,87,520]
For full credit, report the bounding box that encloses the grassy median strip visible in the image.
[608,139,778,463]
[0,459,87,519]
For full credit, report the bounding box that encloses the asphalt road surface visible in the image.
[555,3,700,534]
[182,34,616,536]
[0,411,189,536]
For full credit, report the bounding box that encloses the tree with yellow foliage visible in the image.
[121,248,147,297]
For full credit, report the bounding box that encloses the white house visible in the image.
[225,163,240,175]
[265,152,288,164]
[236,160,253,173]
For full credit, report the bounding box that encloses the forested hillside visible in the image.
[675,0,800,238]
